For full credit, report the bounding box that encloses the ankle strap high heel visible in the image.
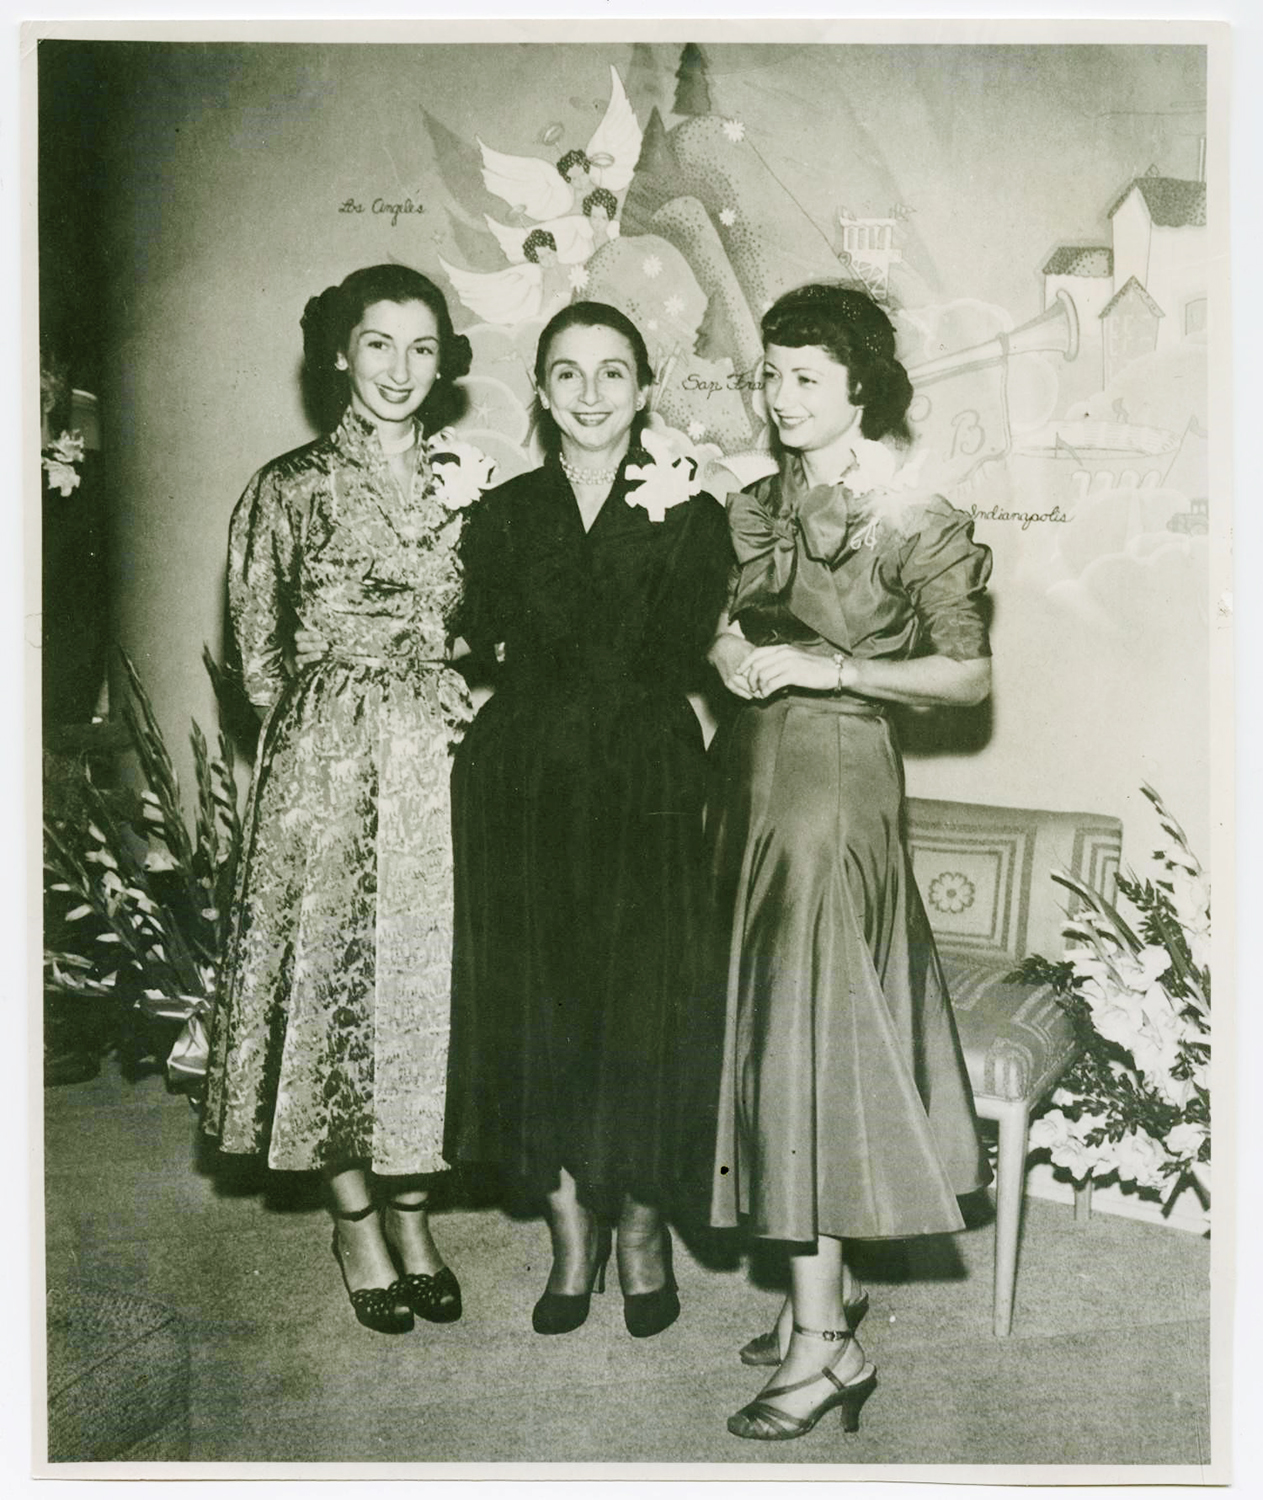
[727,1324,877,1441]
[739,1291,869,1367]
[330,1204,414,1335]
[382,1199,462,1324]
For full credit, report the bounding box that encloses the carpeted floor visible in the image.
[43,1064,1212,1469]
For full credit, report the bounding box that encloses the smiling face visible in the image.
[541,322,646,465]
[762,342,862,463]
[339,299,440,431]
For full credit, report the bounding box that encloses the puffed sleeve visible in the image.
[450,489,512,666]
[899,497,992,661]
[227,465,300,710]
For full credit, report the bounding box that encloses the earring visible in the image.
[540,397,550,410]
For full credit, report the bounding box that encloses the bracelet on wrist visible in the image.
[831,651,856,694]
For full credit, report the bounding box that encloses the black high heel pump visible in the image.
[330,1204,414,1335]
[532,1225,612,1335]
[621,1228,680,1338]
[382,1199,462,1324]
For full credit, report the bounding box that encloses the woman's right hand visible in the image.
[708,629,757,700]
[293,627,330,671]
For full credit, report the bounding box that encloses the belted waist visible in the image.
[314,649,453,672]
[753,689,889,719]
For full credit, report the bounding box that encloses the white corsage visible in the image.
[43,429,85,497]
[841,436,925,499]
[426,428,497,511]
[624,421,706,524]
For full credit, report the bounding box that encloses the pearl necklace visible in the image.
[378,427,417,457]
[561,454,620,487]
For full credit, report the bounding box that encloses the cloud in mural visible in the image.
[1046,533,1208,645]
[1068,343,1208,436]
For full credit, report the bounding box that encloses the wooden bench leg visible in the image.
[991,1098,1031,1338]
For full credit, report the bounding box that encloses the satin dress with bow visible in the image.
[203,411,473,1175]
[442,454,732,1215]
[708,456,993,1242]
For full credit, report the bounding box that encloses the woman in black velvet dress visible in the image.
[443,302,731,1337]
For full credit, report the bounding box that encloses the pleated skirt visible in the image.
[708,693,989,1242]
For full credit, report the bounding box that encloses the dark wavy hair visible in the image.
[522,229,558,265]
[582,187,618,220]
[761,282,913,445]
[531,301,654,459]
[556,148,592,182]
[300,264,472,434]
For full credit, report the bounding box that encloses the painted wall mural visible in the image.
[420,48,1208,673]
[60,37,1210,861]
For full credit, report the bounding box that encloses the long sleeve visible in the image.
[227,464,300,709]
[898,497,993,661]
[451,490,511,668]
[664,493,734,667]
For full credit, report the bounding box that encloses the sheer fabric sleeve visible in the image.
[227,465,300,710]
[451,491,511,667]
[899,497,993,661]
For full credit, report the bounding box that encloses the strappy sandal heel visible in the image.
[330,1204,414,1335]
[727,1323,877,1441]
[382,1199,462,1324]
[739,1290,869,1367]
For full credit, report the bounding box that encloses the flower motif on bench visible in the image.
[928,870,976,916]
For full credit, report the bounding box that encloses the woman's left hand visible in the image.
[293,627,330,671]
[740,644,841,699]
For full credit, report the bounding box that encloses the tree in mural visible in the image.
[673,44,712,117]
[626,42,666,117]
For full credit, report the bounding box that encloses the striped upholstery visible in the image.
[904,797,1122,1335]
[940,954,1077,1103]
[906,797,1122,1103]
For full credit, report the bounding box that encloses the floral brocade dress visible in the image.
[203,411,482,1176]
[708,454,994,1243]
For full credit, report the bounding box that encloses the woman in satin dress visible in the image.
[707,283,993,1440]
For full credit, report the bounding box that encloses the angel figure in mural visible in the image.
[481,186,622,274]
[477,64,642,227]
[439,227,574,329]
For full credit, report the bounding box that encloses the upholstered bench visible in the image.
[905,798,1122,1336]
[46,1280,190,1463]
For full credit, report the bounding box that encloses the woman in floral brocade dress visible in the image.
[203,265,494,1335]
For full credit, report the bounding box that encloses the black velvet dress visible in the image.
[443,453,732,1213]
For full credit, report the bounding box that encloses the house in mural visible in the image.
[1099,275,1164,386]
[1041,245,1113,406]
[1106,167,1207,353]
